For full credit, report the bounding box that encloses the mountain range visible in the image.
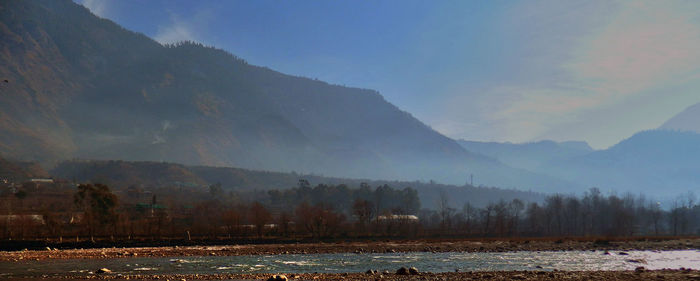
[546,130,700,197]
[2,0,698,198]
[0,0,571,192]
[460,120,700,198]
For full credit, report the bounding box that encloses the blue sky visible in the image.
[77,0,700,149]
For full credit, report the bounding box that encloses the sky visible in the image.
[76,0,700,149]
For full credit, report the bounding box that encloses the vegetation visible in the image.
[2,175,700,243]
[433,188,699,237]
[1,0,699,246]
[73,184,119,240]
[51,159,544,210]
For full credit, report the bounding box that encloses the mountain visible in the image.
[661,102,700,133]
[457,140,593,174]
[544,130,700,197]
[0,156,48,181]
[0,0,569,191]
[460,128,700,198]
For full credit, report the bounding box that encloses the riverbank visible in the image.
[4,269,700,281]
[1,237,699,261]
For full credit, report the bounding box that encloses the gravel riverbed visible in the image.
[2,238,699,262]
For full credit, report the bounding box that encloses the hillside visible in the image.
[0,155,48,181]
[0,0,571,191]
[661,102,700,133]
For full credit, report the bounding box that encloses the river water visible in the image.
[2,250,699,278]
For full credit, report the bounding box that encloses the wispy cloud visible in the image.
[154,9,213,45]
[567,1,700,96]
[439,0,700,148]
[79,0,110,18]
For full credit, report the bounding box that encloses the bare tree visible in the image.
[352,199,373,234]
[249,202,271,238]
[437,190,454,232]
[462,203,477,235]
[222,208,243,237]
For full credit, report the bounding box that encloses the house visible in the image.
[30,178,54,183]
[377,214,419,222]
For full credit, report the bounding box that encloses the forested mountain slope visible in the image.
[0,0,568,191]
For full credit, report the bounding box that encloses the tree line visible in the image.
[426,188,700,237]
[1,180,699,241]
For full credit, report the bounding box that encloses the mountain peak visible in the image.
[660,102,700,133]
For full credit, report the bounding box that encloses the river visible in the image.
[2,250,699,278]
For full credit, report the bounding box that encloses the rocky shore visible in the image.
[5,270,700,281]
[1,237,699,262]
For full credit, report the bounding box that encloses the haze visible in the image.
[78,0,700,149]
[4,3,700,276]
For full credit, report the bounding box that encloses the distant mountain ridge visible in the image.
[0,0,569,191]
[459,128,700,198]
[544,130,700,197]
[661,102,700,133]
[457,140,593,174]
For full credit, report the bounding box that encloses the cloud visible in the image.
[567,1,700,96]
[154,9,214,45]
[79,0,110,18]
[439,0,700,147]
[154,14,198,44]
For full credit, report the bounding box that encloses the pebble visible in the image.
[267,274,288,281]
[409,267,419,275]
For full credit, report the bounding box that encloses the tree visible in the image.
[14,190,27,213]
[73,184,119,240]
[400,187,420,215]
[222,207,243,237]
[295,202,345,238]
[249,202,271,238]
[648,201,663,235]
[352,199,374,234]
[508,199,524,235]
[192,200,223,238]
[277,212,293,237]
[437,190,455,232]
[209,183,223,198]
[462,203,477,235]
[525,202,543,235]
